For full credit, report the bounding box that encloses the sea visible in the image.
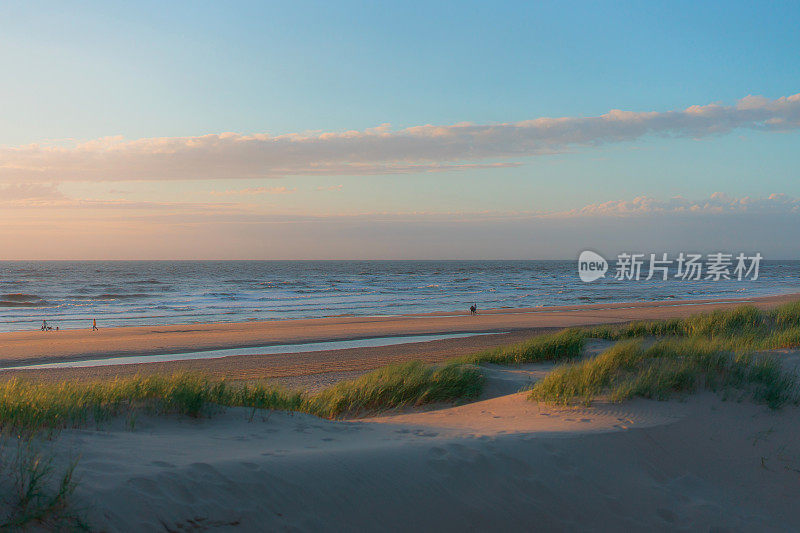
[1,260,799,333]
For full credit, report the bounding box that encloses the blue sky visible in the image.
[4,1,799,140]
[1,1,799,258]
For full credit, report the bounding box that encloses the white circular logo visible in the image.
[578,251,608,282]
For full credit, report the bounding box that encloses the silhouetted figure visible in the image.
[92,319,98,331]
[41,320,47,331]
[470,304,477,315]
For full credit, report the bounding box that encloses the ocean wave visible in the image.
[1,293,44,302]
[70,293,151,301]
[0,294,47,307]
[0,300,47,307]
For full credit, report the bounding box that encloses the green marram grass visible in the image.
[308,361,484,418]
[0,361,483,432]
[531,302,800,409]
[584,302,800,350]
[0,439,86,531]
[457,328,584,365]
[530,336,799,409]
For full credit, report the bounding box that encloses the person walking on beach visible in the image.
[41,319,47,331]
[469,304,477,315]
[92,318,98,331]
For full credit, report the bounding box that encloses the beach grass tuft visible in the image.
[309,361,484,418]
[0,374,306,431]
[529,337,799,409]
[458,328,585,365]
[0,439,86,530]
[584,302,800,349]
[0,361,484,432]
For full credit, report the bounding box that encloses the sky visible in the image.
[1,0,799,259]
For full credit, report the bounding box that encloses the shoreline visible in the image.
[0,293,797,377]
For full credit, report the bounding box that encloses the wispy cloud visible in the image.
[6,191,798,220]
[208,186,296,196]
[2,94,799,183]
[0,183,65,201]
[560,192,800,217]
[316,184,343,192]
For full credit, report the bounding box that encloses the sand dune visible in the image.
[37,363,800,532]
[6,295,800,530]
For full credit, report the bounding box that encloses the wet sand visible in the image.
[1,293,797,385]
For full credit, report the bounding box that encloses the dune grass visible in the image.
[0,361,484,432]
[457,328,585,365]
[0,327,583,432]
[0,439,86,530]
[529,337,799,409]
[308,361,484,418]
[585,305,765,340]
[584,302,800,351]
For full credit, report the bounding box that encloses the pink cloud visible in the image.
[1,94,798,183]
[0,183,64,201]
[208,186,296,196]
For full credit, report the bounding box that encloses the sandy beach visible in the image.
[2,293,798,387]
[42,356,800,531]
[4,294,800,530]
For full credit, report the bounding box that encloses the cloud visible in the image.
[316,184,343,192]
[208,186,296,196]
[562,192,800,217]
[2,94,799,183]
[6,191,798,219]
[0,183,65,201]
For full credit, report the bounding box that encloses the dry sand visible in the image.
[40,361,800,531]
